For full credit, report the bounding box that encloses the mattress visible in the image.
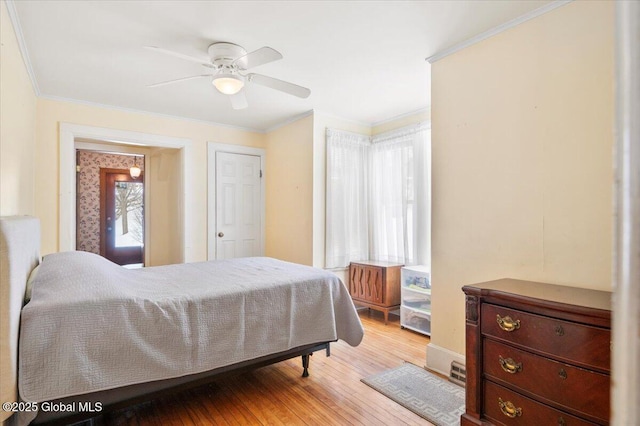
[19,252,364,402]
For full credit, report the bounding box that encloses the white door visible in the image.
[215,152,262,259]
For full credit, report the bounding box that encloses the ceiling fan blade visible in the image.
[234,47,282,70]
[148,74,212,88]
[247,73,310,98]
[145,46,214,68]
[229,90,248,110]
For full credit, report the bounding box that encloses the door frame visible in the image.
[59,123,193,263]
[612,1,640,422]
[207,142,266,260]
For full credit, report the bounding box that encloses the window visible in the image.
[325,129,370,268]
[326,123,430,268]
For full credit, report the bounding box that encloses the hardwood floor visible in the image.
[104,309,433,425]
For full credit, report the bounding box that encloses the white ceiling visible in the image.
[10,0,552,132]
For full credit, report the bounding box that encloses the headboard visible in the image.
[0,216,40,422]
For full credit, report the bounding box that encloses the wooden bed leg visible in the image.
[301,353,311,377]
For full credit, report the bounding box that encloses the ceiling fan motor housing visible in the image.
[208,42,248,70]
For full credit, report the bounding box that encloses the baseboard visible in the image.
[426,343,465,377]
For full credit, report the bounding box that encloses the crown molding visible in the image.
[4,0,40,95]
[264,109,315,133]
[371,107,430,128]
[426,0,573,64]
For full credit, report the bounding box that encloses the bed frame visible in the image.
[36,342,331,425]
[0,216,331,426]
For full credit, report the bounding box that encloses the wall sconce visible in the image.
[130,156,141,179]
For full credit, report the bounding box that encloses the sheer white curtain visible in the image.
[369,137,414,264]
[370,123,430,265]
[325,129,370,268]
[326,123,430,268]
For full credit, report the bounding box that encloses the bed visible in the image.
[0,216,364,425]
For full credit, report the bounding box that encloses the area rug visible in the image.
[361,363,465,426]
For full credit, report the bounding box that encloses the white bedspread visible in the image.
[19,252,363,402]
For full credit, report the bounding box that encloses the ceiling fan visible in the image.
[145,42,311,110]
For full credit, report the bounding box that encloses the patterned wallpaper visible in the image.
[76,150,144,254]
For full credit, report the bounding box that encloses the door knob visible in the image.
[218,232,224,238]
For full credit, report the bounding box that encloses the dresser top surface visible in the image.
[463,278,611,312]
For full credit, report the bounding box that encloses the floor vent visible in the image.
[450,361,466,387]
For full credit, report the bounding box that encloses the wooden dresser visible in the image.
[348,261,402,324]
[462,279,611,426]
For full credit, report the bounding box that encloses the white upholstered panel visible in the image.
[0,216,40,422]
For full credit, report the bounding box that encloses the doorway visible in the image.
[61,124,192,263]
[100,168,144,266]
[76,149,147,266]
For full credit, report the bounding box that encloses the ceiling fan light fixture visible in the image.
[213,74,244,95]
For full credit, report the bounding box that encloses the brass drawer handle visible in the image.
[499,356,522,374]
[496,314,520,332]
[498,398,522,418]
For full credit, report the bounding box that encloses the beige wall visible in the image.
[265,114,315,265]
[0,1,36,217]
[430,0,614,357]
[0,2,37,418]
[34,98,265,259]
[147,148,183,265]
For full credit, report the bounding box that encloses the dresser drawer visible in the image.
[483,381,600,426]
[481,304,610,372]
[483,339,609,422]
